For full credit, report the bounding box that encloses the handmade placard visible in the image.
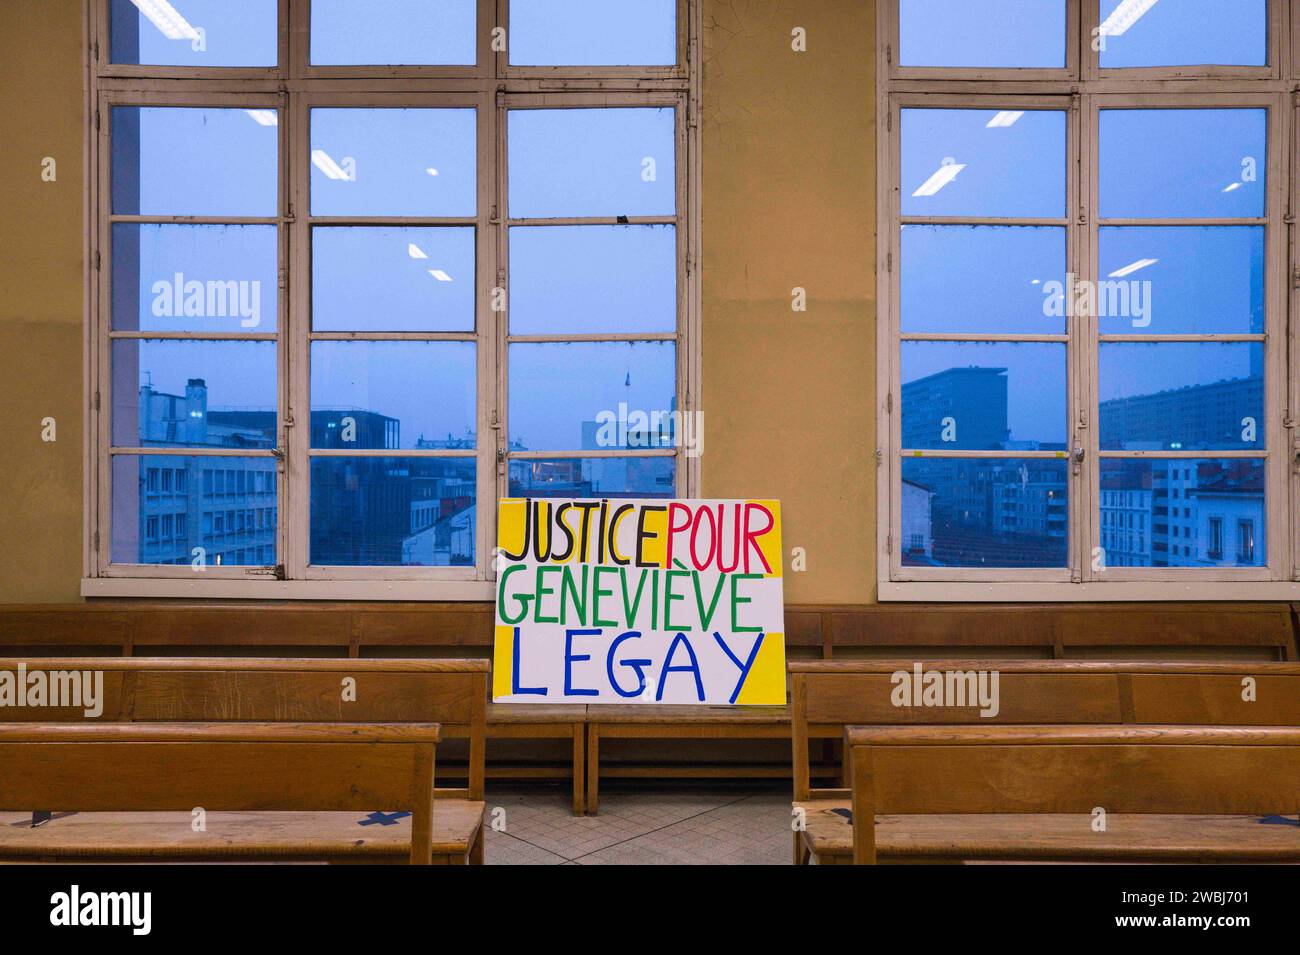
[493,498,785,705]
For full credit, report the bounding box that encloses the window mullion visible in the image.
[284,87,311,580]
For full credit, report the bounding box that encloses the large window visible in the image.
[880,0,1297,599]
[87,1,698,598]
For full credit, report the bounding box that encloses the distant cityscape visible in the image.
[901,363,1265,569]
[119,378,674,568]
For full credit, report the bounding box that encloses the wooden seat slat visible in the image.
[796,803,1300,863]
[0,806,484,861]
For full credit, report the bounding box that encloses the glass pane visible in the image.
[1098,226,1264,334]
[509,108,675,218]
[310,342,476,450]
[1099,459,1264,567]
[900,225,1066,334]
[111,340,277,448]
[509,0,676,66]
[509,457,676,498]
[901,342,1067,449]
[312,226,474,332]
[510,225,676,334]
[900,109,1065,217]
[1099,343,1264,451]
[112,224,277,333]
[508,341,676,451]
[310,457,475,566]
[111,454,277,567]
[112,107,277,216]
[901,458,1068,567]
[1098,0,1266,68]
[1099,109,1266,218]
[900,0,1066,68]
[310,109,475,216]
[109,0,277,67]
[311,0,476,65]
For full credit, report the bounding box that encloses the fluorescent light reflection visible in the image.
[1098,0,1160,37]
[911,162,966,197]
[408,244,428,259]
[245,110,278,127]
[986,111,1024,128]
[130,0,201,41]
[311,149,350,181]
[428,270,453,282]
[1109,258,1158,278]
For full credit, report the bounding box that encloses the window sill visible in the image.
[879,580,1300,602]
[80,577,496,601]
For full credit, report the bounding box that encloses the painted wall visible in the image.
[0,0,87,602]
[0,0,878,604]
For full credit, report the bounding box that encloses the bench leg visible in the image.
[793,831,811,866]
[470,827,485,865]
[586,724,600,815]
[572,721,586,816]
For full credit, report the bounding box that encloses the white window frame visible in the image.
[878,0,1300,600]
[82,0,701,600]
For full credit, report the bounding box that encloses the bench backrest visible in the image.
[790,661,1300,800]
[0,722,439,864]
[0,658,487,800]
[845,724,1300,864]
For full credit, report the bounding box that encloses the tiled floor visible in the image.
[482,784,791,865]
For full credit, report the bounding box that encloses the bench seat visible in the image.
[0,803,485,864]
[796,803,1300,864]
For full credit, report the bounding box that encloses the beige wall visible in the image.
[0,0,86,602]
[700,1,876,603]
[0,0,879,605]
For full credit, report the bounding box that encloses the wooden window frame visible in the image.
[82,0,702,600]
[878,0,1300,601]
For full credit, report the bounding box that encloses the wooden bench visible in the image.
[791,660,1300,863]
[845,725,1300,864]
[0,722,443,864]
[585,705,790,815]
[487,704,586,815]
[0,657,488,862]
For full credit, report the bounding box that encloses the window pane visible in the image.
[312,227,474,332]
[1099,459,1264,567]
[112,224,277,333]
[1098,226,1263,335]
[900,109,1065,217]
[112,107,277,216]
[111,454,277,566]
[1098,0,1266,68]
[902,342,1067,449]
[109,0,277,67]
[1099,109,1266,218]
[509,457,675,498]
[311,0,476,65]
[509,0,676,66]
[310,457,475,566]
[112,340,277,448]
[1099,343,1264,451]
[310,109,475,216]
[510,225,676,334]
[509,108,675,218]
[508,341,676,451]
[900,225,1066,334]
[901,458,1068,567]
[310,342,476,450]
[900,0,1065,68]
